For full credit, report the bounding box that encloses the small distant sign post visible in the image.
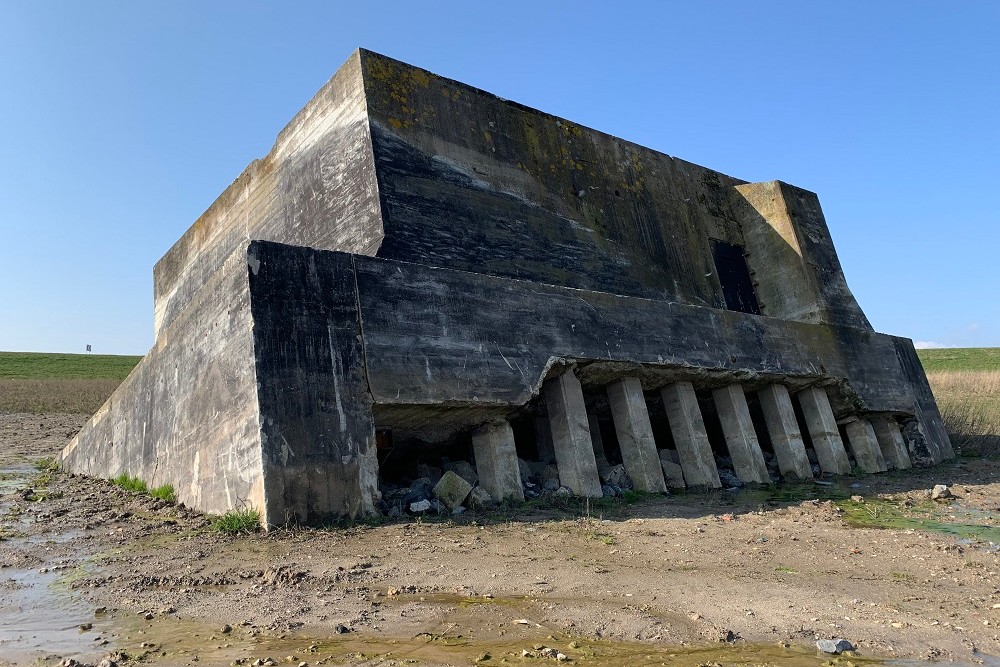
[86,344,92,354]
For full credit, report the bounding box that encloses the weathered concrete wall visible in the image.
[247,242,379,526]
[152,50,384,338]
[352,252,914,420]
[62,247,264,516]
[359,51,869,331]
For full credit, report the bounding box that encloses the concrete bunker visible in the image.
[61,49,952,527]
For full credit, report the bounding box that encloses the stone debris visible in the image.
[541,464,561,491]
[931,484,952,500]
[718,469,743,489]
[445,460,479,486]
[659,456,686,489]
[816,638,854,654]
[600,464,633,490]
[467,485,494,508]
[408,499,432,513]
[433,471,473,510]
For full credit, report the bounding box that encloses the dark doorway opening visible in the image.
[711,240,761,315]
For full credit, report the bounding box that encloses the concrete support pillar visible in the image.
[757,384,813,480]
[542,370,602,497]
[711,384,770,485]
[607,378,667,493]
[659,382,721,489]
[843,417,888,473]
[796,386,852,475]
[588,415,608,463]
[472,420,525,502]
[533,415,556,464]
[871,416,912,470]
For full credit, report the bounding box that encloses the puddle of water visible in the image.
[837,499,1000,546]
[0,465,35,493]
[113,613,889,667]
[738,482,850,506]
[0,567,113,663]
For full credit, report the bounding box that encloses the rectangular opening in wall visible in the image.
[711,239,761,315]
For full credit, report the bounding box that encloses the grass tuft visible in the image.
[150,484,176,502]
[111,473,149,494]
[34,457,58,471]
[213,508,262,534]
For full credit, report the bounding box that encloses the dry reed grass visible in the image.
[926,370,1000,458]
[0,378,122,415]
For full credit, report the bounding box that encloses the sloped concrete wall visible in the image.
[153,50,384,339]
[62,247,264,516]
[734,181,870,329]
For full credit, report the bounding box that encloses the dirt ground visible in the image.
[3,413,1000,667]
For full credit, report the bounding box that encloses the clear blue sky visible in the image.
[1,1,997,355]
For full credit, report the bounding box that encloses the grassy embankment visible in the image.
[918,347,1000,458]
[0,351,142,414]
[0,349,996,457]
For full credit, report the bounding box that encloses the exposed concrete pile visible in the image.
[61,49,953,528]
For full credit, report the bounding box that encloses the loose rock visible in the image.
[409,499,432,513]
[718,469,744,489]
[931,484,952,500]
[816,638,854,654]
[467,485,494,508]
[601,464,633,490]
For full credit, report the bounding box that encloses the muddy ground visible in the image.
[2,413,1000,667]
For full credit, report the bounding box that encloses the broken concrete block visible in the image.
[433,471,473,510]
[445,460,479,486]
[601,464,633,490]
[466,486,494,508]
[658,457,686,489]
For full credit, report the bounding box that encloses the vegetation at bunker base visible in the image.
[112,473,176,503]
[213,508,262,534]
[917,348,1000,459]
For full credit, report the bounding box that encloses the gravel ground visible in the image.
[2,413,1000,667]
